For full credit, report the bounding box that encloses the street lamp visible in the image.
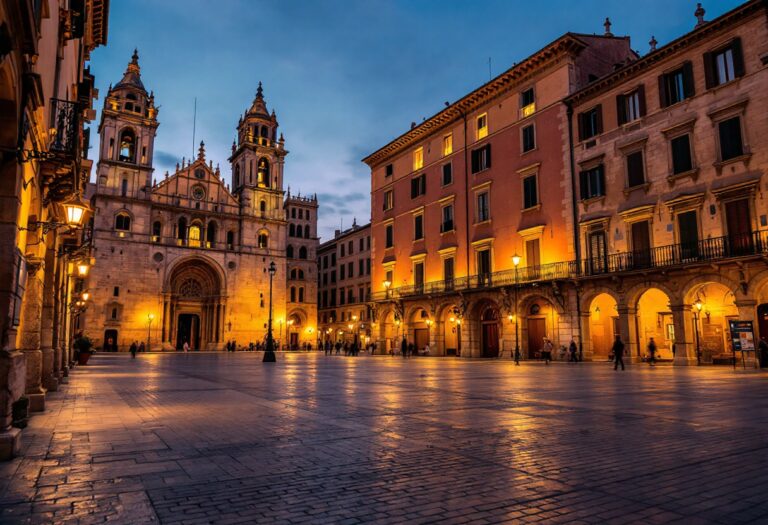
[512,254,521,364]
[61,192,90,228]
[287,319,294,350]
[147,313,155,352]
[264,261,277,362]
[76,259,90,277]
[693,299,703,365]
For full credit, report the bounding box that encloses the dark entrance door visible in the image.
[677,210,699,260]
[414,328,429,352]
[481,309,499,357]
[289,332,299,349]
[103,329,118,352]
[176,313,200,350]
[757,304,768,368]
[527,318,546,359]
[725,199,753,256]
[588,231,607,274]
[631,220,651,269]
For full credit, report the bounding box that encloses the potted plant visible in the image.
[74,335,94,365]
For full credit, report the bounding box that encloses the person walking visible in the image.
[129,341,137,359]
[541,337,553,365]
[648,337,657,366]
[569,339,578,363]
[613,335,625,371]
[138,341,145,353]
[401,337,408,359]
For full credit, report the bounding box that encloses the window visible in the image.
[522,124,535,153]
[299,287,304,303]
[234,165,240,187]
[522,175,538,209]
[206,222,216,247]
[331,253,336,266]
[626,151,645,187]
[578,105,603,141]
[671,134,693,174]
[704,39,744,88]
[287,245,294,258]
[299,246,308,259]
[339,289,345,306]
[413,147,424,171]
[330,288,336,306]
[441,204,454,232]
[443,257,454,286]
[347,288,354,304]
[359,238,364,251]
[188,224,201,248]
[177,218,187,244]
[330,270,336,283]
[260,200,267,214]
[113,286,119,297]
[521,87,535,109]
[476,113,488,140]
[476,191,490,222]
[477,249,491,281]
[114,213,131,231]
[383,190,394,211]
[348,261,353,278]
[304,225,310,238]
[290,287,296,303]
[118,128,136,162]
[411,174,426,198]
[151,221,161,242]
[385,270,393,286]
[617,87,645,125]
[385,164,393,177]
[718,116,743,161]
[256,158,270,187]
[194,169,205,180]
[526,238,541,268]
[359,259,364,275]
[443,134,453,156]
[341,243,345,257]
[471,144,491,174]
[289,224,295,237]
[258,232,268,248]
[579,165,605,200]
[348,240,353,255]
[366,258,371,275]
[120,178,128,197]
[291,208,296,219]
[385,224,393,248]
[442,163,452,186]
[226,230,234,250]
[414,214,423,240]
[659,62,694,107]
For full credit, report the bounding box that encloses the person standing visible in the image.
[613,335,625,371]
[569,339,578,363]
[541,337,553,365]
[648,337,657,366]
[183,340,190,353]
[138,341,145,353]
[401,337,408,359]
[129,341,137,359]
[514,345,520,366]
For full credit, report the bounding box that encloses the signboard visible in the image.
[728,320,755,352]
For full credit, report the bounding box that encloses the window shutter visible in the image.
[731,37,745,78]
[471,149,478,173]
[579,171,588,200]
[595,105,603,134]
[485,144,492,169]
[598,165,606,196]
[411,178,417,198]
[682,61,695,98]
[637,85,647,117]
[658,74,668,108]
[616,95,627,125]
[577,113,585,141]
[703,52,715,89]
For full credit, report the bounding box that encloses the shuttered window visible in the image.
[578,105,603,141]
[626,151,645,188]
[659,62,695,107]
[704,38,745,88]
[579,165,605,200]
[671,135,693,174]
[471,144,491,174]
[718,117,743,161]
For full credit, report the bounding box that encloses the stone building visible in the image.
[83,55,318,351]
[317,221,372,346]
[0,0,109,458]
[364,0,768,365]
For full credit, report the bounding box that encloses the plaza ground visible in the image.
[1,353,767,524]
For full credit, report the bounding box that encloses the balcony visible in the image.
[371,231,768,301]
[49,98,80,159]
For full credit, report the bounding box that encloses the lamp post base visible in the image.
[263,351,276,362]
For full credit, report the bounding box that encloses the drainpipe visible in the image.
[461,107,470,280]
[566,101,584,360]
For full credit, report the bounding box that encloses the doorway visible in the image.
[481,309,499,358]
[725,199,752,256]
[527,318,546,359]
[176,313,200,350]
[631,220,651,269]
[103,329,118,352]
[414,328,429,352]
[289,332,299,349]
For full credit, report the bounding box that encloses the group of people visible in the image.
[128,340,146,358]
[323,340,375,356]
[532,337,580,365]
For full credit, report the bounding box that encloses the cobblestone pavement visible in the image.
[1,353,767,524]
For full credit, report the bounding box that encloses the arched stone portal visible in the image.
[163,257,225,350]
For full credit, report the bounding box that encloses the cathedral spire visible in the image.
[198,140,206,161]
[247,81,270,118]
[115,48,146,91]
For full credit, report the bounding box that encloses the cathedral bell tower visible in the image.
[95,49,159,198]
[229,82,287,217]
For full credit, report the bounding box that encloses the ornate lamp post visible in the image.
[693,299,703,365]
[147,313,155,352]
[264,261,277,362]
[351,314,358,346]
[512,254,521,363]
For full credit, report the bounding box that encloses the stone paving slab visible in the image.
[1,353,767,524]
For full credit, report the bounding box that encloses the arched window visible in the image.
[260,200,267,214]
[290,286,296,302]
[118,128,136,163]
[111,307,118,320]
[299,246,308,259]
[289,224,295,237]
[178,218,187,244]
[257,158,270,188]
[304,225,310,238]
[291,208,296,219]
[115,213,131,231]
[152,221,161,242]
[290,269,297,280]
[298,287,304,303]
[260,126,269,138]
[226,230,234,250]
[188,222,202,248]
[258,232,268,249]
[287,245,294,258]
[234,164,240,187]
[206,222,217,248]
[298,269,304,280]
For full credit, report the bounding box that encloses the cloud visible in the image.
[154,150,178,168]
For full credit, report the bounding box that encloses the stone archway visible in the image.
[164,257,225,350]
[518,295,561,360]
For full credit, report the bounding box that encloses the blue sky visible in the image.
[89,0,742,241]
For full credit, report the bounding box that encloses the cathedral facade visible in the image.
[82,52,318,351]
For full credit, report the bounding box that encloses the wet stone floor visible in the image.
[1,353,767,524]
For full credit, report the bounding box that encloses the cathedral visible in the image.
[82,51,318,351]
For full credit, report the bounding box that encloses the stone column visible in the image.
[735,299,759,368]
[579,311,593,361]
[670,303,697,366]
[20,260,46,412]
[616,305,637,364]
[40,237,57,392]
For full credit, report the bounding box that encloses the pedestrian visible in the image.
[541,337,553,365]
[138,341,145,353]
[408,342,414,358]
[613,335,625,371]
[401,337,407,359]
[569,339,578,363]
[759,337,768,368]
[129,340,137,359]
[232,339,237,352]
[183,340,190,353]
[648,337,657,366]
[335,341,341,355]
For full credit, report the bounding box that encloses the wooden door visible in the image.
[631,220,651,269]
[725,199,752,256]
[527,318,546,359]
[481,323,499,358]
[414,328,429,352]
[588,231,607,274]
[677,211,699,260]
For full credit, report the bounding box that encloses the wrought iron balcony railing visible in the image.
[49,98,80,158]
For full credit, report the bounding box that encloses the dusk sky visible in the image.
[89,0,742,241]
